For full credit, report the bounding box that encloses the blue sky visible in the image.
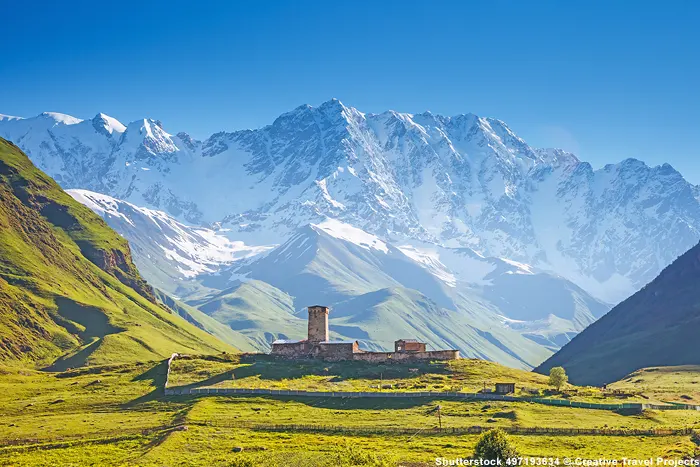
[2,1,699,180]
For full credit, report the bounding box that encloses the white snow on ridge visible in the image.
[498,257,534,274]
[68,189,274,278]
[69,189,136,227]
[396,245,457,287]
[312,218,389,253]
[0,114,22,122]
[95,113,126,134]
[41,112,83,125]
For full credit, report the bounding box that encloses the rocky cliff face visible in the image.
[2,101,699,303]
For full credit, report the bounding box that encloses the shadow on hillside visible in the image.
[123,360,171,408]
[44,298,127,372]
[170,355,452,391]
[213,394,447,410]
[44,338,103,372]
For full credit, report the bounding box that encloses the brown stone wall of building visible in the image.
[353,350,459,363]
[405,342,426,352]
[271,342,309,357]
[307,306,329,343]
[314,342,356,361]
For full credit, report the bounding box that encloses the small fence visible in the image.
[163,386,700,411]
[164,355,700,412]
[193,420,696,438]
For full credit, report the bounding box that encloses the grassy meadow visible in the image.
[610,366,700,404]
[2,356,700,466]
[169,354,648,403]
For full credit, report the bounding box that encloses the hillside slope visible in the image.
[224,221,551,368]
[535,241,700,385]
[0,138,234,368]
[68,191,608,357]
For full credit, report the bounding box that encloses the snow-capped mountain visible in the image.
[69,189,606,360]
[66,189,272,295]
[195,217,558,368]
[230,218,606,351]
[2,101,699,303]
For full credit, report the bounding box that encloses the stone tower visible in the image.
[307,305,329,343]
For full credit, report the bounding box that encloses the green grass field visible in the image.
[610,366,700,404]
[3,357,700,466]
[168,354,650,404]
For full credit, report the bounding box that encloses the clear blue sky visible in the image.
[2,1,699,180]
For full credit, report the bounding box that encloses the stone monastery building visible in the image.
[271,305,459,362]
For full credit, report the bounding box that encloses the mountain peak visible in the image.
[38,111,83,125]
[536,148,580,167]
[0,114,22,122]
[318,97,345,109]
[92,113,126,135]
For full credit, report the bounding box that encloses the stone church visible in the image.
[271,305,459,362]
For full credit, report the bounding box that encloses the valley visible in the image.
[2,3,698,465]
[2,357,700,466]
[2,125,700,464]
[5,100,698,372]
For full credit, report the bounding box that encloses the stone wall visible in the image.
[354,350,459,362]
[353,349,459,363]
[163,387,700,413]
[271,341,309,357]
[270,340,457,362]
[314,342,356,361]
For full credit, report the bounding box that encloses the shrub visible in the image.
[548,367,568,391]
[473,428,519,460]
[334,442,394,466]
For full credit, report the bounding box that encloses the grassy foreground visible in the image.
[2,357,700,466]
[169,354,655,404]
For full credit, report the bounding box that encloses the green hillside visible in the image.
[536,240,700,386]
[0,138,234,368]
[330,287,550,368]
[153,289,257,352]
[609,365,700,404]
[188,280,307,350]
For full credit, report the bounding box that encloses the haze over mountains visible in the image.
[2,100,698,369]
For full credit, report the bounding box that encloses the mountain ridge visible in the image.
[2,100,699,305]
[69,188,607,362]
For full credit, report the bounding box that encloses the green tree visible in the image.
[473,428,519,460]
[549,366,568,391]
